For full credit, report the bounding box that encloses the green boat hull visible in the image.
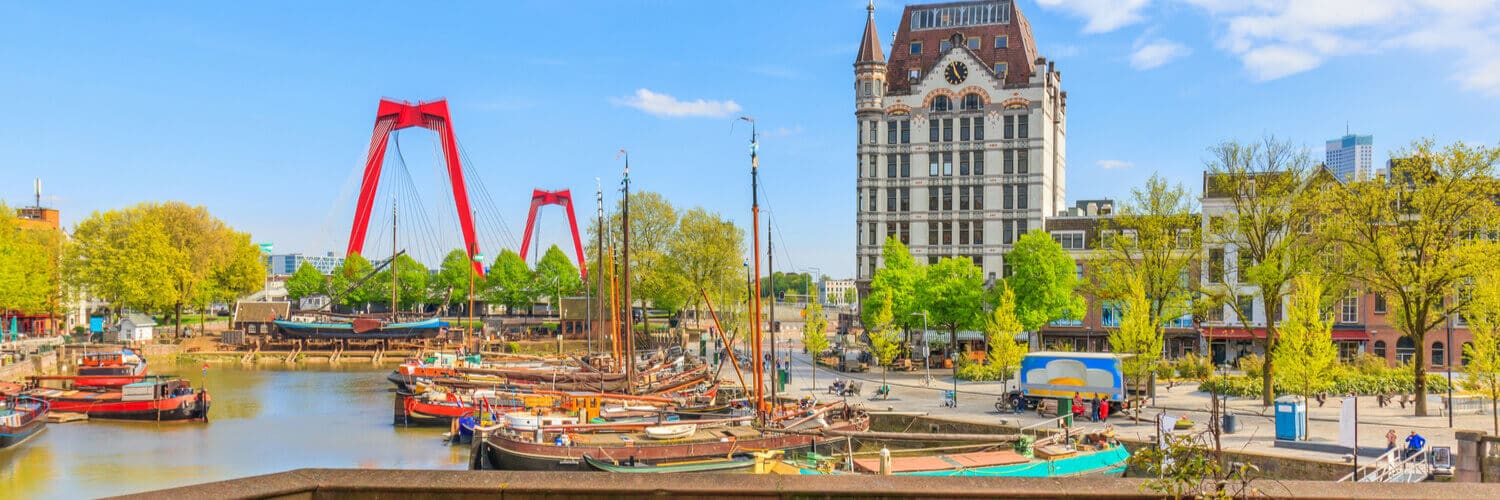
[584,454,755,473]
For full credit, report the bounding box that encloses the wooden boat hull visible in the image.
[35,391,210,422]
[788,445,1130,478]
[583,454,756,473]
[477,432,830,472]
[0,397,48,450]
[273,318,442,340]
[395,394,474,426]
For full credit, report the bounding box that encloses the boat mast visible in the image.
[595,179,605,358]
[767,213,776,405]
[621,152,634,395]
[741,116,764,424]
[390,201,399,319]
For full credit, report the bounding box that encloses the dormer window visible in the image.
[910,42,922,55]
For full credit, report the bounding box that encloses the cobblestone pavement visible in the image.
[748,340,1491,465]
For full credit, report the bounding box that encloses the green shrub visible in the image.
[1348,353,1388,375]
[1174,353,1214,381]
[955,356,1000,381]
[1200,369,1451,398]
[1237,353,1263,379]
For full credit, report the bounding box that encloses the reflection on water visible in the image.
[0,361,466,499]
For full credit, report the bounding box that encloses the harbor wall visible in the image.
[868,413,1350,481]
[115,468,1500,499]
[0,350,57,382]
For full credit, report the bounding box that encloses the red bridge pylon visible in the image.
[518,189,588,279]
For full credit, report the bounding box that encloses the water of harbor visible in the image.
[0,360,467,499]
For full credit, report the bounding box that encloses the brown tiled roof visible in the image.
[234,301,290,323]
[886,0,1038,95]
[856,2,885,65]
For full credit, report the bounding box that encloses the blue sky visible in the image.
[3,0,1498,278]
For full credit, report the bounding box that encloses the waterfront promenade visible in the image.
[769,342,1487,466]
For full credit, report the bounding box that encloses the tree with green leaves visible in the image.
[920,257,986,375]
[375,254,429,311]
[1005,229,1084,334]
[285,262,328,302]
[841,287,857,306]
[864,290,901,387]
[668,207,744,326]
[0,203,64,320]
[1109,275,1163,419]
[65,207,180,317]
[330,253,378,309]
[986,284,1029,390]
[432,249,481,314]
[535,245,584,300]
[1463,265,1500,434]
[802,300,830,395]
[1317,139,1500,416]
[1272,273,1338,439]
[485,249,535,315]
[864,236,926,352]
[1203,136,1325,406]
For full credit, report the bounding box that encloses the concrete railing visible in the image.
[109,468,1500,499]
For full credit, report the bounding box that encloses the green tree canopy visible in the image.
[485,249,535,314]
[986,284,1029,388]
[865,236,925,332]
[1271,273,1337,434]
[1463,264,1500,434]
[920,257,986,356]
[330,253,378,308]
[802,300,831,392]
[535,245,584,298]
[0,203,64,316]
[1109,275,1163,413]
[1317,139,1500,416]
[374,253,429,311]
[670,207,744,324]
[1005,229,1084,332]
[285,262,327,302]
[433,249,481,310]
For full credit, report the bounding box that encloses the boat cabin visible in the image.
[121,380,194,402]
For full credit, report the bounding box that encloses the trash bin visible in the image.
[1056,397,1072,417]
[1274,398,1305,440]
[1222,413,1238,434]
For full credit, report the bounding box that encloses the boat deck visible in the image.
[853,450,1029,473]
[25,389,123,402]
[568,426,761,447]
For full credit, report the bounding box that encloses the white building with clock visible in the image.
[854,0,1068,289]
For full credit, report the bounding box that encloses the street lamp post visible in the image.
[1447,313,1454,428]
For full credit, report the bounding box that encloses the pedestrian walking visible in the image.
[1404,431,1426,460]
[1385,429,1398,453]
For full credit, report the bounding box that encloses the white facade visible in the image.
[854,1,1066,288]
[115,314,156,343]
[266,252,344,276]
[1325,134,1373,182]
[821,279,857,305]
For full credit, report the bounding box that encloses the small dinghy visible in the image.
[643,423,697,440]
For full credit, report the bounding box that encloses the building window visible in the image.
[973,151,985,174]
[887,120,897,144]
[973,186,984,210]
[942,118,953,142]
[967,37,980,50]
[867,153,877,178]
[1016,149,1028,174]
[1051,231,1085,250]
[863,81,872,97]
[1237,295,1255,323]
[887,155,898,178]
[867,188,878,211]
[973,220,984,244]
[930,121,940,142]
[942,186,953,210]
[886,188,897,212]
[974,117,984,140]
[960,119,970,141]
[1017,115,1029,138]
[928,187,938,211]
[1017,185,1028,209]
[1373,340,1387,358]
[868,121,878,145]
[1207,248,1225,284]
[959,152,970,176]
[1003,150,1014,174]
[1432,341,1446,367]
[1003,116,1014,139]
[927,153,939,176]
[1341,292,1359,324]
[943,152,953,175]
[900,188,910,211]
[1396,337,1416,364]
[940,40,952,52]
[959,220,970,244]
[1102,303,1121,327]
[909,68,920,81]
[994,36,1008,49]
[961,93,983,110]
[900,154,911,177]
[1207,304,1224,322]
[928,224,938,245]
[959,185,970,210]
[1237,251,1253,283]
[1374,293,1386,314]
[995,62,1008,78]
[931,96,951,112]
[942,222,951,245]
[910,42,922,55]
[900,120,911,143]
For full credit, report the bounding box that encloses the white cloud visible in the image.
[1097,159,1134,170]
[1240,45,1321,81]
[610,89,742,118]
[766,125,804,137]
[1130,40,1190,69]
[1036,0,1152,33]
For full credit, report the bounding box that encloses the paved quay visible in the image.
[750,342,1491,466]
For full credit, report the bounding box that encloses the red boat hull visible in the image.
[72,375,147,388]
[41,392,210,422]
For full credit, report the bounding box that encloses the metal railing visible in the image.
[1337,447,1431,483]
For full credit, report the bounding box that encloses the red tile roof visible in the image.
[856,2,885,65]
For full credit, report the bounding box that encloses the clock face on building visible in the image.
[944,61,968,84]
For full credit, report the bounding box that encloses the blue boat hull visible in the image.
[273,318,443,340]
